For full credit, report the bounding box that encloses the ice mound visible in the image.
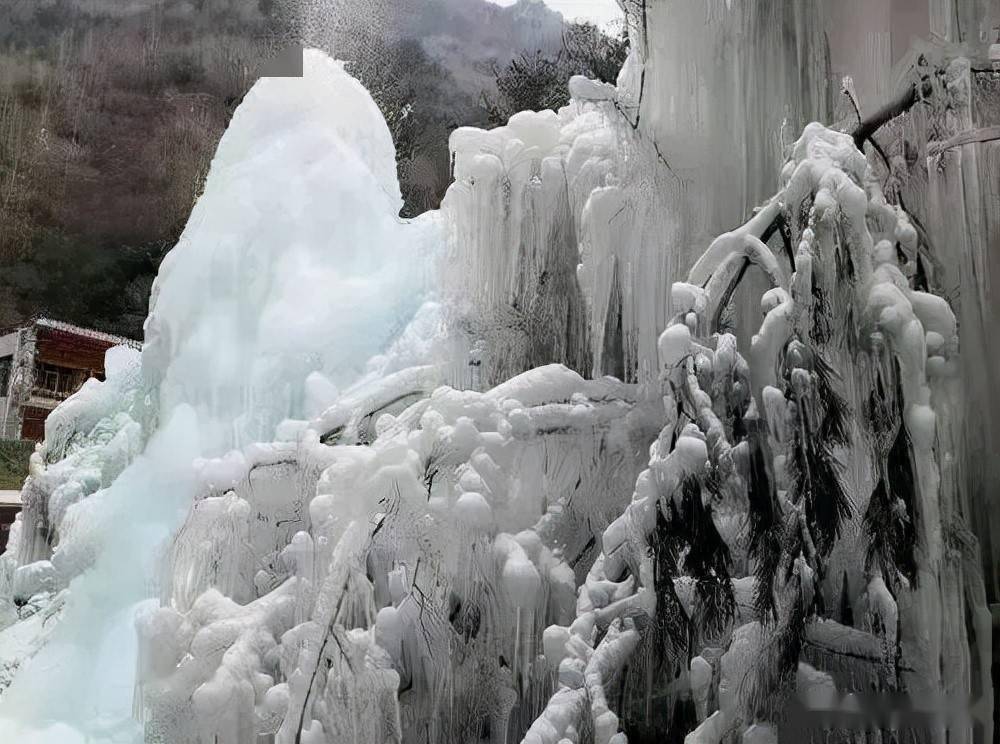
[0,49,441,741]
[144,49,439,451]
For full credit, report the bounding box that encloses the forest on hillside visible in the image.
[0,0,625,338]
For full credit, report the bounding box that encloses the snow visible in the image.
[502,555,542,608]
[657,324,692,370]
[454,491,493,529]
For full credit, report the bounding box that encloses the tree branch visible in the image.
[850,79,933,149]
[710,212,793,334]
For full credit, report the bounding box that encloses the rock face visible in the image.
[0,3,995,744]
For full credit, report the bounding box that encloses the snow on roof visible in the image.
[0,490,21,507]
[35,318,141,349]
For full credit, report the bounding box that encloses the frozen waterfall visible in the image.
[0,3,996,744]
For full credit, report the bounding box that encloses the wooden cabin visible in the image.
[0,318,140,442]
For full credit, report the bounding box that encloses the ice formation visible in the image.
[0,51,440,741]
[0,3,996,744]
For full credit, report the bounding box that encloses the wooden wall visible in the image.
[34,327,115,375]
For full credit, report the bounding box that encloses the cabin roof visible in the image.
[0,318,141,351]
